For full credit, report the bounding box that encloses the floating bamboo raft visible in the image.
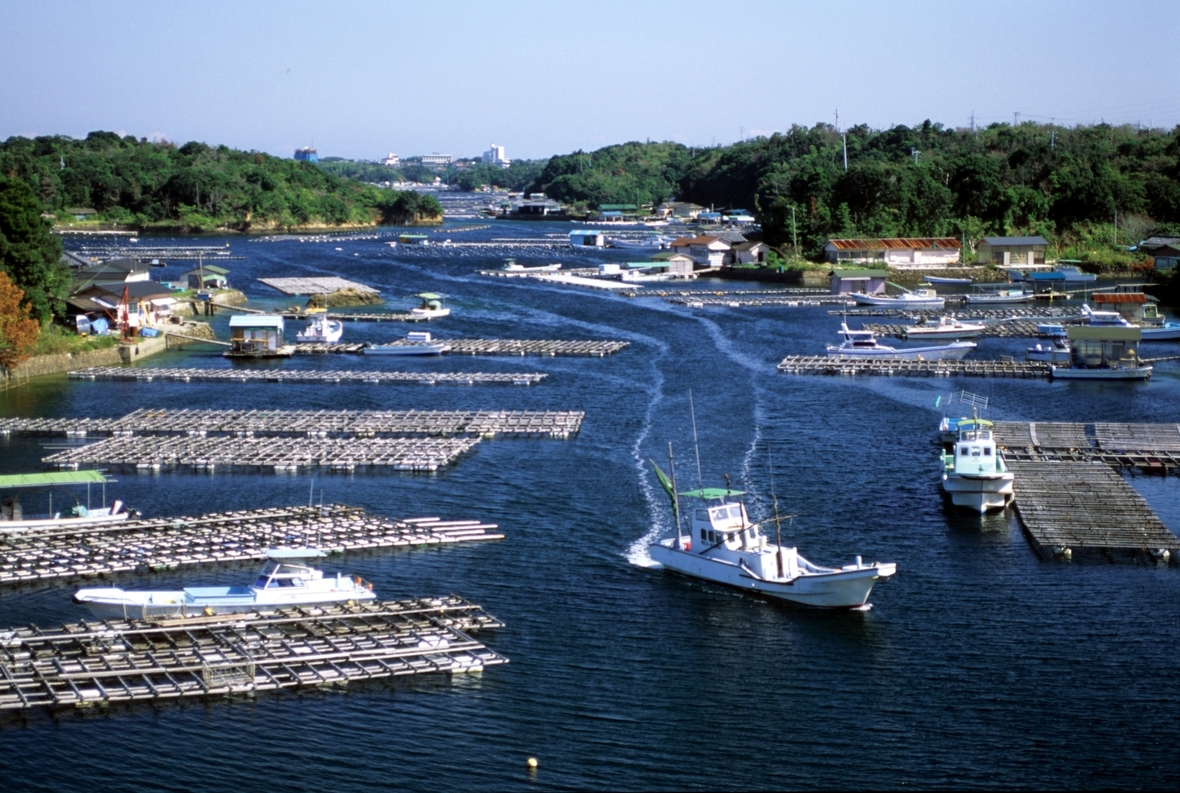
[258,277,379,295]
[0,408,585,439]
[995,421,1180,469]
[832,306,1084,321]
[863,319,1085,339]
[1005,460,1179,564]
[434,338,629,357]
[42,435,482,472]
[667,295,851,307]
[0,596,505,712]
[0,504,501,586]
[69,366,546,387]
[777,356,1050,379]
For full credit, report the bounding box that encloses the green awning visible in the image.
[0,470,109,489]
[416,292,442,299]
[678,488,744,500]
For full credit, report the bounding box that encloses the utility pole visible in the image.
[791,205,798,259]
[842,132,848,171]
[1113,209,1117,246]
[970,110,975,134]
[911,147,920,165]
[1014,111,1020,126]
[834,109,839,132]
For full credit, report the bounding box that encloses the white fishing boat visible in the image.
[963,287,1033,305]
[607,235,670,250]
[924,275,973,285]
[1026,339,1071,363]
[0,471,132,532]
[827,323,976,360]
[295,312,344,344]
[1081,303,1132,327]
[1141,322,1180,341]
[902,316,986,340]
[72,549,377,620]
[410,292,450,319]
[367,331,449,355]
[939,417,1014,513]
[648,457,895,608]
[852,288,944,309]
[502,259,561,272]
[1049,325,1152,380]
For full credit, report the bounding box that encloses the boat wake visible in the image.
[625,351,668,569]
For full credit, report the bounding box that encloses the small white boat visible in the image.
[940,417,1014,513]
[903,316,986,340]
[1051,363,1153,380]
[1081,303,1133,327]
[0,471,133,532]
[924,275,973,285]
[827,323,976,360]
[1026,339,1071,363]
[607,236,670,250]
[73,549,377,620]
[502,260,561,272]
[852,288,944,309]
[963,288,1033,305]
[410,292,450,319]
[295,312,344,344]
[367,331,449,356]
[1037,323,1067,337]
[1141,322,1180,341]
[648,460,895,608]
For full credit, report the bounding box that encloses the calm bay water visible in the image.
[0,219,1177,790]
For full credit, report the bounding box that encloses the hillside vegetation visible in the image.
[0,132,442,232]
[525,122,1180,261]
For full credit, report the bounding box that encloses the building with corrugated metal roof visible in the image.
[822,238,961,266]
[976,236,1049,266]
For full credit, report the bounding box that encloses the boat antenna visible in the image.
[668,442,683,548]
[689,390,704,493]
[768,444,785,579]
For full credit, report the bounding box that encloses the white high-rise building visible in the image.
[482,144,510,167]
[381,153,399,167]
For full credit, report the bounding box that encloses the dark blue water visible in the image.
[0,221,1177,791]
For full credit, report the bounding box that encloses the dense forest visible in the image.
[0,132,442,232]
[526,122,1180,260]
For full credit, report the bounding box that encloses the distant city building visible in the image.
[482,144,510,168]
[294,147,319,163]
[420,153,452,166]
[381,153,400,167]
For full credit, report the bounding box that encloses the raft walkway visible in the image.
[0,504,501,586]
[669,295,852,307]
[0,408,585,440]
[0,596,505,712]
[864,318,1085,339]
[833,306,1084,321]
[996,421,1180,470]
[258,277,379,296]
[777,356,1050,379]
[69,366,546,387]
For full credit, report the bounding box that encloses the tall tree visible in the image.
[0,176,67,323]
[0,271,41,370]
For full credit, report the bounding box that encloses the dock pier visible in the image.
[777,356,1050,379]
[69,366,547,387]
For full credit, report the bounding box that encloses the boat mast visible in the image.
[768,445,784,579]
[689,390,704,493]
[667,442,683,548]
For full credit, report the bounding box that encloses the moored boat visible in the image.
[410,292,450,319]
[1026,339,1071,363]
[963,287,1033,305]
[648,457,895,608]
[367,331,449,355]
[852,288,944,309]
[0,470,133,532]
[940,417,1014,513]
[903,315,986,340]
[295,312,344,344]
[1049,324,1152,380]
[1140,322,1180,341]
[72,548,377,620]
[827,323,976,360]
[924,275,973,285]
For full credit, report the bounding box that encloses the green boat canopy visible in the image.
[679,488,744,500]
[416,292,443,300]
[0,470,109,489]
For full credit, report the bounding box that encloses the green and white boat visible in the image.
[0,471,132,532]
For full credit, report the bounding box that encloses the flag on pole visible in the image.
[650,460,675,504]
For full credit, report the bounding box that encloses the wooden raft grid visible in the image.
[0,596,505,712]
[777,356,1050,379]
[864,319,1085,339]
[257,277,379,295]
[0,408,585,439]
[0,504,502,586]
[831,306,1086,321]
[69,366,547,386]
[994,421,1180,468]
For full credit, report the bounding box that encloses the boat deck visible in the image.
[69,366,546,387]
[0,504,501,586]
[0,596,505,712]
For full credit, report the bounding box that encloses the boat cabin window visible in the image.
[700,528,707,541]
[695,509,709,521]
[983,447,991,456]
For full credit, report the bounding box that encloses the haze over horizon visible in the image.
[2,0,1177,162]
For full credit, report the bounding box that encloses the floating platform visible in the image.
[0,596,505,712]
[777,356,1050,378]
[1005,460,1179,564]
[831,306,1084,321]
[415,338,628,357]
[69,366,546,387]
[0,504,502,586]
[864,319,1085,339]
[43,435,482,473]
[669,295,852,307]
[996,421,1180,470]
[258,277,379,296]
[0,407,585,440]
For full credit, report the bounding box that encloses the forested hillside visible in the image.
[526,122,1180,259]
[0,132,442,232]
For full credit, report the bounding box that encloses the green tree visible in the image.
[0,176,67,323]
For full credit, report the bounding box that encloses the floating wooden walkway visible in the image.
[258,277,379,296]
[293,343,371,354]
[418,338,629,357]
[0,596,505,712]
[995,421,1180,470]
[43,435,483,472]
[833,306,1084,321]
[69,366,546,387]
[0,504,501,586]
[0,408,585,440]
[1005,460,1179,563]
[864,319,1085,339]
[668,295,852,307]
[777,356,1050,379]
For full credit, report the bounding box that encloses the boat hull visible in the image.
[1141,324,1180,341]
[827,343,975,360]
[942,473,1015,513]
[1050,365,1153,380]
[366,343,449,356]
[963,294,1034,305]
[903,328,984,340]
[924,276,973,285]
[851,294,945,309]
[74,587,377,620]
[410,308,450,319]
[649,544,893,608]
[0,511,129,533]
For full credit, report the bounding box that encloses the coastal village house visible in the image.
[975,236,1049,266]
[184,264,230,290]
[830,268,888,296]
[733,241,769,264]
[823,238,961,267]
[71,282,177,331]
[669,235,731,267]
[655,201,705,220]
[228,315,285,355]
[650,251,696,276]
[505,195,564,218]
[1138,236,1180,271]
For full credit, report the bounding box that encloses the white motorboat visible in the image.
[410,292,450,319]
[939,417,1014,513]
[827,323,976,360]
[648,461,895,608]
[1081,303,1133,327]
[852,288,944,309]
[367,331,449,355]
[1051,363,1153,380]
[1026,339,1071,363]
[607,235,670,250]
[963,288,1033,305]
[72,548,377,620]
[903,316,986,340]
[502,260,561,272]
[295,312,343,344]
[924,275,973,285]
[1141,322,1180,341]
[0,471,133,532]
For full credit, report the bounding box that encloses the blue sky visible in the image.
[2,0,1176,162]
